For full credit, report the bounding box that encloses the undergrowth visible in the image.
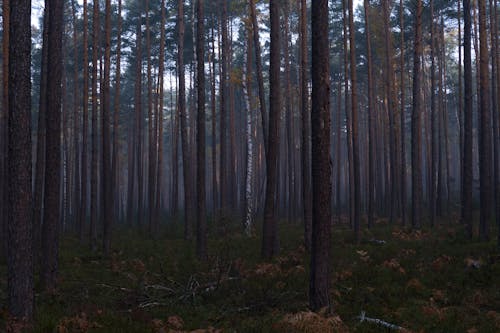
[0,218,499,332]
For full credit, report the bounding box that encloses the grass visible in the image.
[0,218,499,332]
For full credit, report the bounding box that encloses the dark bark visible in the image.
[249,0,268,151]
[41,0,64,293]
[220,0,228,219]
[364,0,375,228]
[134,14,143,227]
[399,0,406,226]
[348,0,360,241]
[80,0,89,241]
[7,0,34,319]
[34,3,49,255]
[90,0,99,251]
[462,0,473,237]
[478,0,492,241]
[411,0,423,229]
[178,0,194,239]
[112,0,122,225]
[300,0,312,250]
[102,0,112,256]
[262,0,280,259]
[310,0,331,311]
[196,0,207,260]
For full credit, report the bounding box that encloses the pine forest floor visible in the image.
[0,217,499,332]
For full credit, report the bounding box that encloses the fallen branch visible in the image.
[358,311,405,331]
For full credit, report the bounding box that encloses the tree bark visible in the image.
[80,0,89,241]
[411,0,423,229]
[112,0,122,225]
[196,0,207,260]
[348,0,361,241]
[34,2,49,255]
[262,0,280,259]
[90,0,100,251]
[7,0,34,319]
[101,0,112,256]
[478,0,492,241]
[310,0,332,311]
[299,0,312,250]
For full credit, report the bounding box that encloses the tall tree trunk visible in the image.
[71,0,80,236]
[382,0,399,225]
[34,3,49,255]
[136,10,144,227]
[411,0,423,229]
[348,0,361,241]
[134,14,143,227]
[463,0,474,237]
[399,0,406,226]
[478,0,492,241]
[0,0,8,259]
[7,0,34,319]
[101,0,112,256]
[155,0,166,233]
[210,22,217,214]
[196,0,207,260]
[430,0,437,226]
[90,0,100,251]
[112,0,122,225]
[262,0,280,259]
[80,0,89,241]
[219,0,229,221]
[310,0,331,311]
[178,0,194,239]
[146,0,155,234]
[41,0,64,293]
[364,0,375,228]
[299,0,312,249]
[249,0,268,151]
[243,15,254,236]
[342,0,354,229]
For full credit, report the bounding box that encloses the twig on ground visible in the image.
[358,311,405,330]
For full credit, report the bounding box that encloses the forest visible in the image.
[0,0,499,331]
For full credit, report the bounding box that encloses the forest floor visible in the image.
[1,217,499,332]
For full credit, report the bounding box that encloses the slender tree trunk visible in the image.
[7,0,34,319]
[382,0,399,225]
[463,0,474,237]
[112,0,122,225]
[310,0,331,311]
[399,0,406,226]
[41,0,64,292]
[134,14,143,227]
[80,0,89,241]
[0,0,8,259]
[262,0,280,259]
[34,3,49,255]
[210,22,217,215]
[299,0,312,249]
[90,0,100,251]
[243,15,254,237]
[430,0,437,226]
[342,0,354,229]
[249,0,268,152]
[478,0,492,241]
[178,0,194,239]
[364,0,375,228]
[219,0,229,221]
[71,0,81,235]
[196,0,207,260]
[155,0,166,233]
[101,0,112,256]
[146,0,155,234]
[348,0,361,241]
[411,0,423,229]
